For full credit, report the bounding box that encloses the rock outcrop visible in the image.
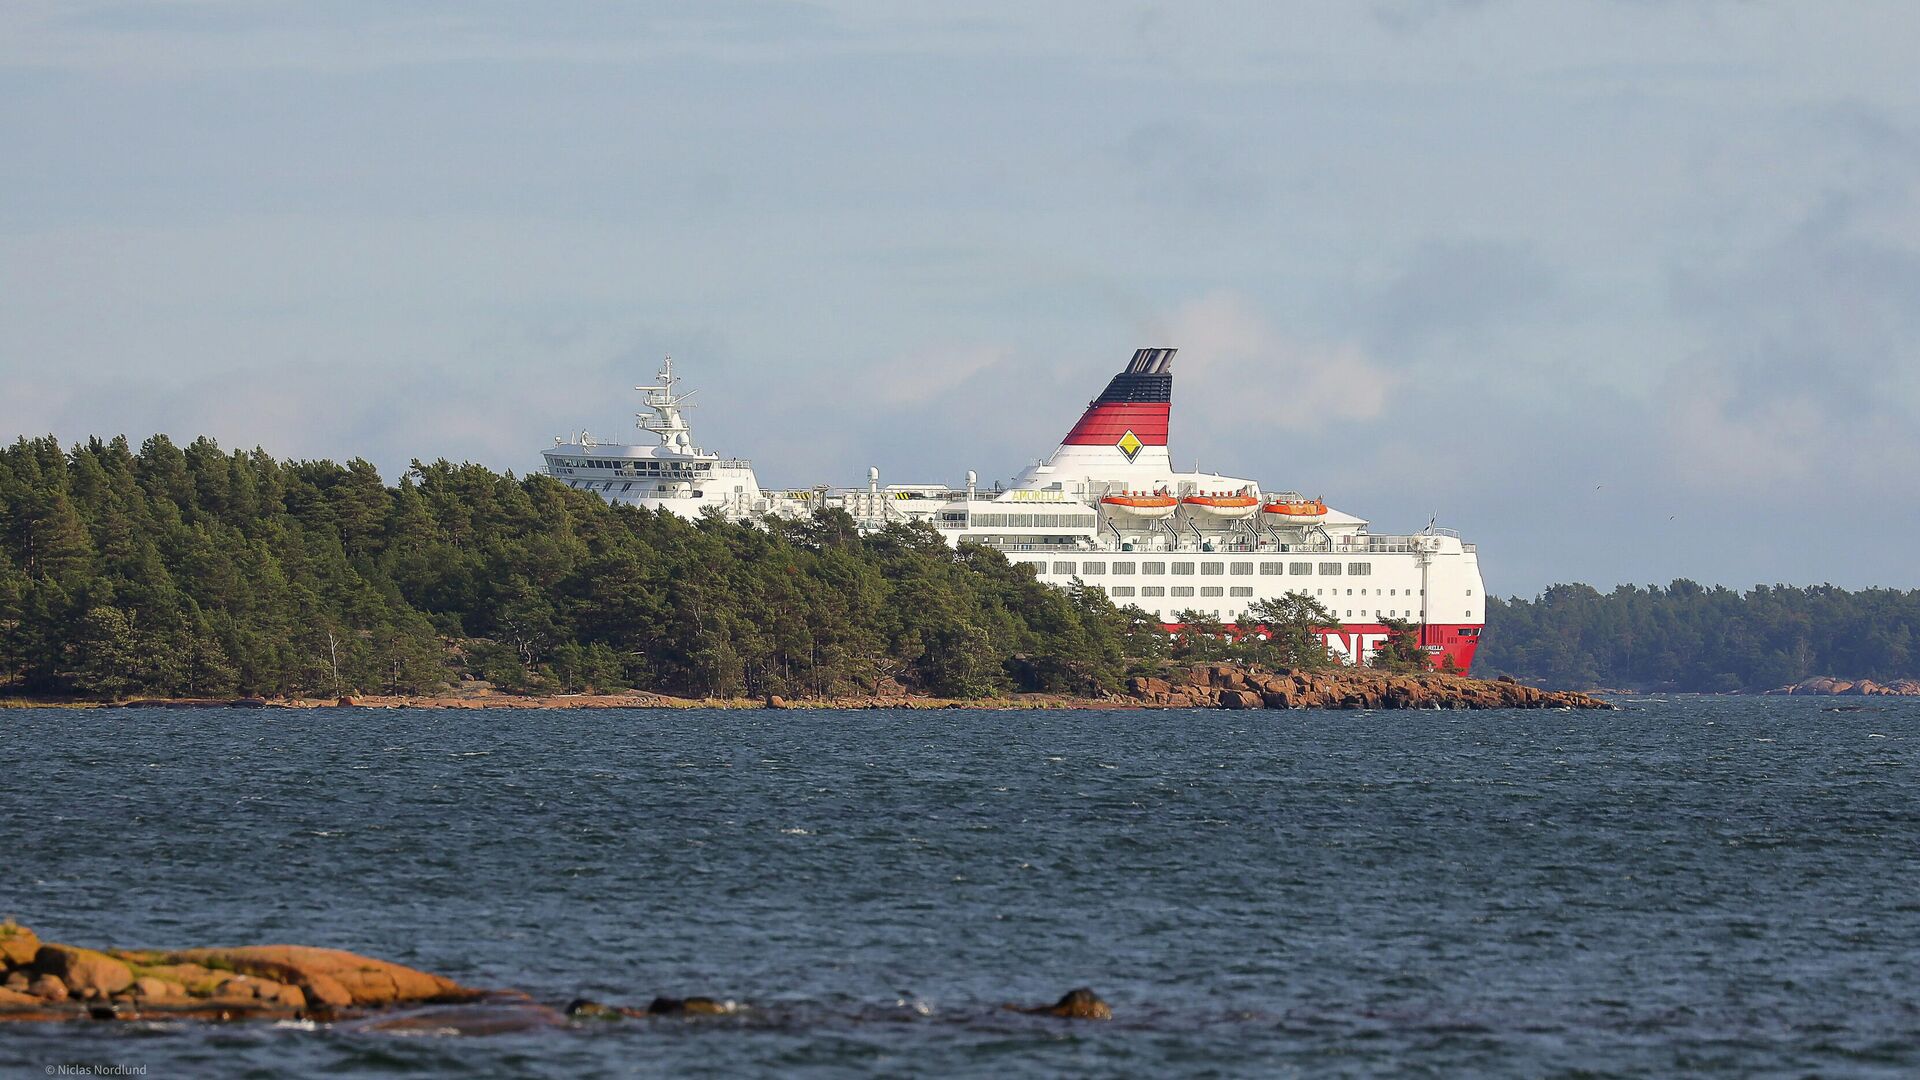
[1767,676,1920,696]
[1126,665,1611,710]
[0,923,38,969]
[0,923,479,1022]
[33,945,133,998]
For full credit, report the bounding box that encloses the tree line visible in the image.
[1478,581,1920,691]
[0,434,1363,701]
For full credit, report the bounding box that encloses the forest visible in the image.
[0,434,1355,701]
[1476,581,1920,691]
[12,434,1897,700]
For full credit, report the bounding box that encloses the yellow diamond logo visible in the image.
[1116,430,1143,461]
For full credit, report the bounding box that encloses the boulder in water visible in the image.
[1015,986,1112,1020]
[33,945,133,998]
[565,998,623,1019]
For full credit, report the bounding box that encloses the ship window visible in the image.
[1346,610,1353,617]
[1052,561,1076,575]
[1231,562,1254,575]
[1259,562,1284,575]
[1201,562,1224,575]
[1171,562,1195,575]
[1201,586,1224,597]
[621,483,633,492]
[1112,561,1136,574]
[1290,562,1313,575]
[1230,586,1254,597]
[1389,589,1396,596]
[1349,562,1372,575]
[1142,561,1166,574]
[1111,587,1136,597]
[1172,586,1195,597]
[1319,562,1342,575]
[1141,586,1166,597]
[1081,561,1105,575]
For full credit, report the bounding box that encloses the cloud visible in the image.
[1116,120,1270,217]
[865,344,1011,406]
[1656,140,1920,493]
[0,0,848,73]
[1363,239,1559,354]
[1166,291,1397,431]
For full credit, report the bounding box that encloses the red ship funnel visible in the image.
[1058,347,1174,461]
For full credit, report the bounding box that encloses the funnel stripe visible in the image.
[1063,402,1169,445]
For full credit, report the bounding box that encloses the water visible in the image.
[2,698,1916,1077]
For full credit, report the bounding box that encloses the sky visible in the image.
[2,0,1917,597]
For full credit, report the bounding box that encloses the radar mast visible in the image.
[636,355,700,455]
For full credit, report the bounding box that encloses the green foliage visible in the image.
[0,434,1148,700]
[1169,609,1234,663]
[1369,617,1432,673]
[1239,592,1340,670]
[1479,580,1920,691]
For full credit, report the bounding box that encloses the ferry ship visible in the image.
[542,348,1486,672]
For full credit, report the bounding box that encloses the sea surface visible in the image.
[2,698,1917,1078]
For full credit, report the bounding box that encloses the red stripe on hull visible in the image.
[1162,622,1484,675]
[1063,402,1170,445]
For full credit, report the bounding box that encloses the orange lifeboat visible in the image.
[1100,490,1179,520]
[1181,491,1260,521]
[1262,497,1328,524]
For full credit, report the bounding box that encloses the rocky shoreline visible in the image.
[1,665,1608,712]
[0,922,1110,1030]
[1765,676,1920,696]
[1122,664,1612,710]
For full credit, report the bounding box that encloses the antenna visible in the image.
[634,354,701,456]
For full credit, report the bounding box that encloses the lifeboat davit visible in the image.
[1262,497,1328,524]
[1181,491,1260,521]
[1100,491,1179,520]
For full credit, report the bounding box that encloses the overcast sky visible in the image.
[3,1,1916,596]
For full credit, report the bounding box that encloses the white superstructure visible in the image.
[542,357,808,520]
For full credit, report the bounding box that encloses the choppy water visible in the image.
[2,698,1917,1077]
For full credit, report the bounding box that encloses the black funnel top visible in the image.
[1095,347,1176,404]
